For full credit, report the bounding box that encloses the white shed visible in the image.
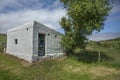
[6,21,64,63]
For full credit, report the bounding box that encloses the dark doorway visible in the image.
[38,33,45,56]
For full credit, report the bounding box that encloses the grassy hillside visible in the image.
[0,33,7,50]
[86,39,120,69]
[0,53,120,80]
[0,37,120,80]
[0,33,7,43]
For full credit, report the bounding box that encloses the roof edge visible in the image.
[7,21,34,33]
[33,21,63,35]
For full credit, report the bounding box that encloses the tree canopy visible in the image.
[60,0,112,56]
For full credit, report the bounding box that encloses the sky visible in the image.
[0,0,120,34]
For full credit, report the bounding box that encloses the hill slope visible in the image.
[0,38,120,80]
[87,33,120,41]
[0,33,6,43]
[0,33,7,50]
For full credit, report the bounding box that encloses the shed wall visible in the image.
[7,24,33,62]
[6,21,64,62]
[32,22,63,60]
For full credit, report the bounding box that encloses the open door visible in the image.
[38,33,45,56]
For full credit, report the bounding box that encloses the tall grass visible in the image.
[86,39,120,69]
[0,34,120,80]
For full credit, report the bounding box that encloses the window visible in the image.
[48,33,50,36]
[26,28,29,30]
[15,39,18,44]
[55,35,57,38]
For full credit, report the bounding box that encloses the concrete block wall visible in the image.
[32,21,64,61]
[7,21,64,62]
[7,22,33,62]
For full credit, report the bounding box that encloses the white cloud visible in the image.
[48,0,62,9]
[110,3,120,15]
[0,8,65,33]
[0,0,66,33]
[105,1,120,22]
[0,0,63,12]
[106,14,120,22]
[0,0,18,11]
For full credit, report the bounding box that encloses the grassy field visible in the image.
[0,33,6,43]
[86,39,120,69]
[0,33,7,50]
[0,52,120,80]
[0,34,120,80]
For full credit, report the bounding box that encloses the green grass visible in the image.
[0,53,93,80]
[86,39,120,69]
[0,34,120,80]
[0,52,120,80]
[0,33,7,51]
[0,33,6,43]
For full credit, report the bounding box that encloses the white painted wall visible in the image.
[7,21,64,62]
[7,22,33,62]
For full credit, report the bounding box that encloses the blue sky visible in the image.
[0,0,120,34]
[100,0,120,34]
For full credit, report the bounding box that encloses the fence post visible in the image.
[98,50,101,62]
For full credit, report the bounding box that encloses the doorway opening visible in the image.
[38,33,45,56]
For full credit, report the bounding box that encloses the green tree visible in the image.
[60,0,112,57]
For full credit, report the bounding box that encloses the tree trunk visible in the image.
[98,50,101,62]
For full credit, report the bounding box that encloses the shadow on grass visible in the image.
[76,50,112,63]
